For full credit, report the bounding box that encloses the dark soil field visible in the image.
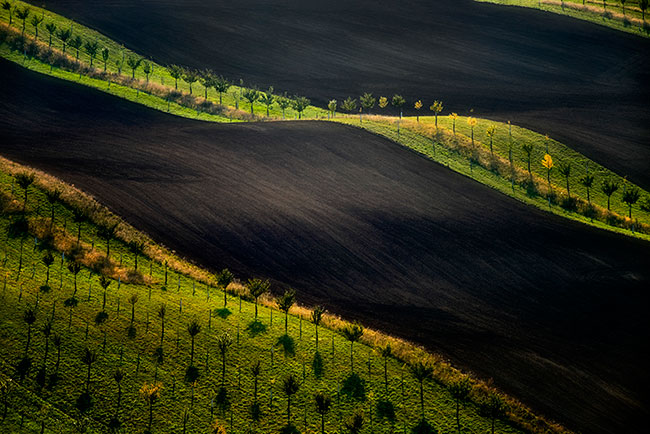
[26,0,650,191]
[2,59,650,433]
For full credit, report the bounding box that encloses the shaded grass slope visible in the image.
[0,167,529,434]
[24,0,650,190]
[1,58,649,433]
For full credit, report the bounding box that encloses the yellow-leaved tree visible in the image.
[378,96,388,109]
[467,117,478,146]
[414,100,423,122]
[429,100,443,128]
[486,125,497,154]
[542,154,554,191]
[449,113,459,135]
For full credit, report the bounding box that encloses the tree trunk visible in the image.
[384,358,388,393]
[566,178,570,198]
[190,337,195,366]
[315,325,319,350]
[116,386,122,415]
[25,325,32,355]
[42,337,50,369]
[148,402,154,431]
[86,363,91,392]
[55,345,61,373]
[285,313,288,334]
[321,414,325,434]
[222,354,226,385]
[160,320,165,347]
[420,381,424,416]
[287,396,291,423]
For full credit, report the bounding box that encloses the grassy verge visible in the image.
[0,0,328,120]
[476,0,650,37]
[0,159,567,433]
[330,115,650,241]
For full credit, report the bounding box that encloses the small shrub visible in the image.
[582,204,598,220]
[560,196,578,211]
[602,11,613,19]
[522,179,538,197]
[606,212,623,227]
[622,18,631,27]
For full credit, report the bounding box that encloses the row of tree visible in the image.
[1,5,313,120]
[5,172,508,433]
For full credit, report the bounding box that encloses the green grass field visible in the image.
[476,0,650,37]
[0,159,565,433]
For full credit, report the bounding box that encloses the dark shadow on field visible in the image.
[276,334,295,357]
[214,308,231,319]
[246,320,267,337]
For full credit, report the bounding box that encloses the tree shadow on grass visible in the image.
[76,392,93,413]
[185,365,200,383]
[276,334,295,357]
[341,372,366,400]
[246,320,267,337]
[15,356,32,382]
[214,308,231,319]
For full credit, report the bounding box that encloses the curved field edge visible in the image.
[0,158,567,433]
[2,15,649,243]
[330,116,650,242]
[476,0,650,38]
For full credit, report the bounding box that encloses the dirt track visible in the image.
[2,60,649,433]
[26,0,650,191]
